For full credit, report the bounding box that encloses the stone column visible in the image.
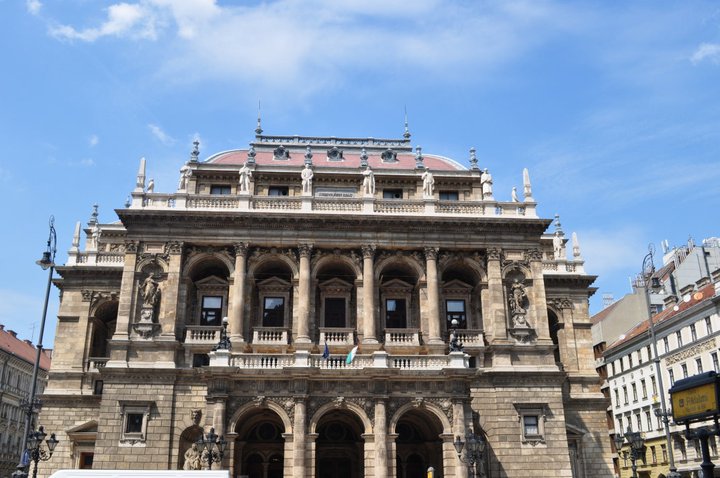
[230,243,249,343]
[484,248,507,342]
[362,245,378,344]
[453,400,466,439]
[160,241,183,336]
[425,247,443,345]
[375,399,388,478]
[296,244,313,345]
[213,399,226,436]
[526,249,550,340]
[293,398,307,476]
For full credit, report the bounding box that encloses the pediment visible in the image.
[442,279,472,294]
[67,420,98,433]
[381,278,413,292]
[195,275,229,287]
[258,276,292,292]
[319,277,353,292]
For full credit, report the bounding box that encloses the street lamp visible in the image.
[196,427,227,470]
[449,318,464,352]
[213,316,231,351]
[14,216,57,478]
[454,432,486,477]
[641,244,681,478]
[14,426,59,478]
[614,426,645,478]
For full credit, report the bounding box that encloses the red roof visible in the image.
[0,326,52,370]
[607,283,717,350]
[207,150,466,171]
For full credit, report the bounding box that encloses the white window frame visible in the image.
[514,403,547,446]
[119,401,153,446]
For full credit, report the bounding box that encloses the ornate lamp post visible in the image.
[196,427,227,470]
[614,427,645,478]
[449,318,464,352]
[14,217,57,478]
[641,244,681,478]
[454,431,486,477]
[13,426,59,478]
[213,316,231,351]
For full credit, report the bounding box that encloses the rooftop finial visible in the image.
[88,204,99,226]
[469,147,479,170]
[255,100,263,135]
[190,140,200,162]
[136,157,146,191]
[403,107,411,139]
[523,168,533,201]
[360,147,369,168]
[71,221,81,251]
[554,214,563,235]
[247,143,257,165]
[305,145,313,166]
[415,146,424,168]
[572,232,582,259]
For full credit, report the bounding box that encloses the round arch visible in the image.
[501,263,531,280]
[388,402,452,436]
[183,252,235,280]
[308,401,373,435]
[439,257,487,284]
[228,401,293,435]
[311,254,362,281]
[374,254,425,283]
[247,253,299,280]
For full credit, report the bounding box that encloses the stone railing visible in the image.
[313,355,373,369]
[542,260,584,274]
[232,354,294,369]
[68,252,125,266]
[319,328,356,346]
[385,328,421,347]
[390,355,451,370]
[185,326,221,345]
[132,192,538,218]
[454,329,485,349]
[252,327,289,345]
[86,357,109,372]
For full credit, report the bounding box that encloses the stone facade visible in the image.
[38,131,613,477]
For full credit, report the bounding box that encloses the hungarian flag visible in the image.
[346,345,358,365]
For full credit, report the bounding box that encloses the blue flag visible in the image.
[322,341,330,359]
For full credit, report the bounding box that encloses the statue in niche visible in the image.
[422,168,434,197]
[362,166,375,195]
[238,163,252,193]
[509,279,529,328]
[183,443,201,470]
[301,163,313,194]
[141,273,161,308]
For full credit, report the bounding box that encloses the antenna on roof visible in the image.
[403,106,411,139]
[255,100,263,135]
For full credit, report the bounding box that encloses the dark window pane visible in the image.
[325,298,346,328]
[125,413,144,433]
[268,186,289,196]
[263,297,285,327]
[446,299,467,329]
[523,415,539,436]
[210,185,231,195]
[386,299,407,328]
[383,189,403,199]
[439,191,459,201]
[201,296,223,326]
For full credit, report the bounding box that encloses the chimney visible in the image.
[696,277,711,289]
[24,339,33,347]
[663,295,678,308]
[0,324,4,331]
[679,284,695,297]
[7,329,17,338]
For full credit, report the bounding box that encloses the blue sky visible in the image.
[2,0,719,347]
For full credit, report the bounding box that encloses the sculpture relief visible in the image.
[183,444,201,470]
[508,279,529,328]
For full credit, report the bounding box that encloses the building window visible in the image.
[619,359,624,372]
[628,353,634,368]
[623,386,629,405]
[192,354,209,367]
[635,413,642,431]
[268,186,289,196]
[661,444,668,463]
[120,402,152,445]
[651,446,657,464]
[324,297,346,328]
[691,324,697,342]
[386,299,407,328]
[93,380,104,396]
[514,404,547,444]
[210,185,231,195]
[439,191,459,201]
[615,389,620,405]
[382,189,403,200]
[645,411,652,431]
[611,362,616,376]
[641,379,647,399]
[696,358,703,374]
[676,331,683,347]
[632,384,638,402]
[663,336,670,353]
[712,352,719,373]
[669,369,675,386]
[651,376,657,395]
[647,345,652,361]
[706,316,713,334]
[262,297,285,327]
[681,363,688,378]
[523,415,539,435]
[446,300,467,329]
[200,296,223,326]
[79,452,94,469]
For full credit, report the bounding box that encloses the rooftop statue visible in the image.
[362,166,375,196]
[422,168,434,198]
[301,163,314,194]
[238,163,252,194]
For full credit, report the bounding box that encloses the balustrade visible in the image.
[86,357,109,371]
[185,326,221,344]
[384,328,420,347]
[319,328,356,346]
[252,327,289,345]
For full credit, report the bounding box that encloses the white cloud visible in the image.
[50,3,158,42]
[26,0,42,15]
[691,43,720,64]
[148,123,175,145]
[89,134,99,147]
[578,226,646,278]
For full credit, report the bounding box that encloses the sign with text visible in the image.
[669,372,720,424]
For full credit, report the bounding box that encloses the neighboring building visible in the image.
[0,325,52,477]
[603,271,720,478]
[39,128,613,477]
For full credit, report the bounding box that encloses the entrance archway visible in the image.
[395,409,444,478]
[315,410,364,478]
[235,409,285,478]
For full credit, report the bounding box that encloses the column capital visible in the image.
[234,242,250,257]
[125,240,138,253]
[487,247,502,261]
[361,244,376,259]
[524,248,543,262]
[298,243,314,259]
[166,241,183,255]
[424,246,439,261]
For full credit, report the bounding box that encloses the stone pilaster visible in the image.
[230,243,249,343]
[526,249,550,340]
[113,241,138,339]
[375,399,388,478]
[296,244,313,345]
[362,245,378,344]
[212,399,226,437]
[424,247,443,345]
[484,248,507,342]
[160,241,183,336]
[293,398,307,476]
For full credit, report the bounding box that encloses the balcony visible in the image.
[86,357,109,372]
[453,329,485,350]
[384,328,421,349]
[251,327,290,353]
[185,326,221,345]
[319,328,356,349]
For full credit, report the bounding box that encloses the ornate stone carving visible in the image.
[90,291,119,310]
[253,395,266,407]
[298,244,314,259]
[549,298,573,310]
[234,243,250,257]
[666,338,717,365]
[524,248,543,262]
[166,241,183,255]
[191,409,202,426]
[487,248,502,261]
[508,279,529,328]
[249,247,298,265]
[108,243,125,253]
[361,245,376,260]
[125,240,138,253]
[424,247,439,261]
[81,290,93,302]
[334,396,346,408]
